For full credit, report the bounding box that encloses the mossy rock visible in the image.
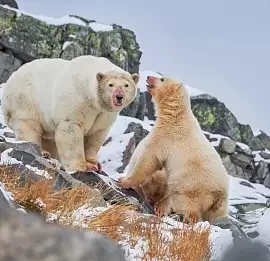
[191,94,241,141]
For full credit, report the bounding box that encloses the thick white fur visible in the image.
[1,55,139,172]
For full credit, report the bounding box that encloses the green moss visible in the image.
[207,112,215,125]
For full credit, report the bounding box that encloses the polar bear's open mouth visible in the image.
[113,94,124,106]
[146,76,155,90]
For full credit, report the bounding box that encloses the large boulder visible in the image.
[0,0,18,9]
[0,188,127,261]
[190,94,241,141]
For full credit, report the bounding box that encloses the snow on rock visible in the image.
[89,22,113,32]
[253,129,262,137]
[229,176,269,205]
[0,5,113,32]
[138,70,205,97]
[62,41,73,50]
[253,151,270,164]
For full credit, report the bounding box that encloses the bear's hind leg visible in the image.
[202,191,229,222]
[14,119,50,157]
[171,194,203,223]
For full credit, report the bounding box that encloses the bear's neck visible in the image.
[155,97,192,126]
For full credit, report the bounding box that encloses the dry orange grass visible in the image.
[89,205,212,261]
[0,165,212,261]
[0,165,106,217]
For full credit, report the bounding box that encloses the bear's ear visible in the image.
[96,72,105,82]
[131,73,140,84]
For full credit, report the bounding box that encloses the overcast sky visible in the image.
[17,0,270,134]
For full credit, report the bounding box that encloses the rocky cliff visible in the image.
[0,4,141,83]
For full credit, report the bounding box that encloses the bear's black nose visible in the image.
[116,94,123,101]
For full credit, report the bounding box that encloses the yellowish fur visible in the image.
[119,76,229,222]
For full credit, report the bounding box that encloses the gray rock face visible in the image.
[257,131,270,151]
[0,194,127,261]
[0,50,22,83]
[219,138,236,154]
[0,0,18,8]
[219,239,270,261]
[190,95,241,141]
[239,124,265,151]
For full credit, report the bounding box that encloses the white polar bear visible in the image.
[1,55,139,173]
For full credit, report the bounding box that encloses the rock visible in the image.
[145,91,156,120]
[213,217,250,243]
[2,131,15,138]
[0,140,43,156]
[256,131,270,151]
[0,140,154,214]
[123,122,149,146]
[239,180,255,188]
[0,50,22,83]
[230,153,254,169]
[120,89,140,118]
[116,122,149,173]
[135,92,147,120]
[259,151,270,160]
[190,94,241,141]
[0,197,127,261]
[219,239,270,261]
[117,134,136,173]
[70,171,154,214]
[204,132,219,143]
[239,124,265,151]
[222,155,254,180]
[0,5,141,82]
[120,91,147,121]
[255,161,270,186]
[0,182,25,211]
[0,0,18,9]
[235,143,253,156]
[219,138,236,154]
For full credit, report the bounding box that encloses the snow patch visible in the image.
[62,41,73,50]
[89,22,113,32]
[0,5,113,32]
[253,129,262,137]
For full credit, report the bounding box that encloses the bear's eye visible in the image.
[125,84,129,88]
[160,78,164,82]
[109,83,113,87]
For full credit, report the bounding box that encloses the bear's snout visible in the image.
[146,76,156,87]
[116,94,123,102]
[112,92,124,107]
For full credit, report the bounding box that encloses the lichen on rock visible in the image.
[0,5,141,83]
[191,94,241,141]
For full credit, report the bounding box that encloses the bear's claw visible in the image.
[41,149,51,159]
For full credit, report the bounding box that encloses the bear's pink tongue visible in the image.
[146,76,156,86]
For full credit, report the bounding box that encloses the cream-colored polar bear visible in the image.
[119,76,229,222]
[124,136,167,206]
[1,55,139,173]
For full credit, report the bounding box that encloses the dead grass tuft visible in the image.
[0,165,212,260]
[88,204,212,261]
[0,165,104,217]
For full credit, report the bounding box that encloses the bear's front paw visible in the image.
[118,177,137,189]
[86,159,102,173]
[41,149,51,159]
[67,161,98,173]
